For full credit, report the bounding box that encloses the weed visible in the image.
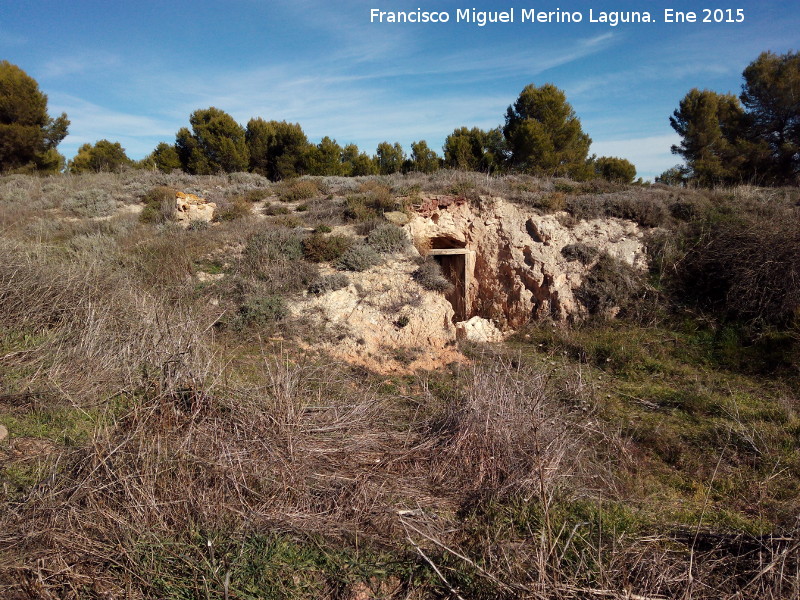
[278,179,319,202]
[413,260,454,292]
[336,243,383,272]
[263,203,291,215]
[307,273,350,295]
[365,223,410,253]
[301,233,353,263]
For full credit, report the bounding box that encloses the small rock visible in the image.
[455,316,504,343]
[174,192,217,227]
[384,211,410,225]
[0,424,7,442]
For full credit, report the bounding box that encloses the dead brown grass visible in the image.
[1,171,798,599]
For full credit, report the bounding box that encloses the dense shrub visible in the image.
[139,186,177,224]
[670,211,800,326]
[336,243,382,271]
[365,223,410,253]
[263,203,291,216]
[214,196,252,221]
[242,188,272,202]
[566,193,670,227]
[301,233,353,262]
[354,217,383,235]
[344,183,396,221]
[344,195,376,221]
[413,260,454,293]
[233,294,287,328]
[575,254,643,315]
[62,188,118,218]
[278,180,318,202]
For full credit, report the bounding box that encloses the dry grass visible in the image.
[0,171,798,599]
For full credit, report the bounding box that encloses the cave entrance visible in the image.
[428,243,474,322]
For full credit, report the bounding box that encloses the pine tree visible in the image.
[503,83,591,177]
[0,61,69,172]
[176,107,249,174]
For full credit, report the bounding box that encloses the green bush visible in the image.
[314,225,332,233]
[336,243,382,272]
[234,295,287,328]
[594,156,637,183]
[366,223,410,253]
[413,260,454,293]
[301,233,353,262]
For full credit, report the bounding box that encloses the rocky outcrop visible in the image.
[292,194,649,372]
[175,192,216,226]
[291,259,463,374]
[406,194,647,327]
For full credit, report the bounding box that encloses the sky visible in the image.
[2,0,799,180]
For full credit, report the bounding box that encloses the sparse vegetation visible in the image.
[335,242,383,272]
[413,259,454,293]
[0,169,798,600]
[365,222,410,253]
[307,273,349,294]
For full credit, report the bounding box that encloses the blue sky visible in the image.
[2,0,799,179]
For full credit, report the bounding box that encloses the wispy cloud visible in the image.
[50,94,177,158]
[41,52,121,78]
[591,134,681,180]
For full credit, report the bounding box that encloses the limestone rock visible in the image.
[175,192,216,227]
[290,260,463,374]
[384,211,410,226]
[406,194,649,326]
[0,424,7,442]
[455,316,504,343]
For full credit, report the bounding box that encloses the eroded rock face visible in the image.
[291,194,649,372]
[291,259,464,374]
[406,194,648,327]
[175,192,216,226]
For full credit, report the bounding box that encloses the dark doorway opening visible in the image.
[433,253,467,321]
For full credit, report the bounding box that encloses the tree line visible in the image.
[3,50,797,186]
[660,50,799,186]
[0,59,638,183]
